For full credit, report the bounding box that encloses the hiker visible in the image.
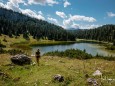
[35,49,41,65]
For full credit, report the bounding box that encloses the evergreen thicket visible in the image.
[0,8,75,41]
[70,25,115,44]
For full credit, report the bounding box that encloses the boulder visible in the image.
[11,54,31,65]
[93,70,102,76]
[53,74,64,82]
[87,78,98,86]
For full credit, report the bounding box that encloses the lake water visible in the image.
[31,43,115,56]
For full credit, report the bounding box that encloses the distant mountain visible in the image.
[0,7,75,41]
[67,28,80,30]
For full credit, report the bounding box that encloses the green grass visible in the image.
[0,54,115,86]
[0,35,115,86]
[29,41,76,46]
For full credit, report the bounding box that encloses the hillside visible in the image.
[70,25,115,44]
[0,7,75,41]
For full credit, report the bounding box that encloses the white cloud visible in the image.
[28,0,58,6]
[64,0,71,8]
[9,0,25,7]
[28,0,46,5]
[21,9,45,20]
[63,14,96,28]
[0,2,6,8]
[71,23,80,29]
[0,0,26,12]
[56,11,67,18]
[107,12,115,17]
[63,19,71,27]
[7,2,22,12]
[48,17,58,24]
[0,1,45,20]
[47,0,58,6]
[38,11,43,15]
[69,14,96,22]
[71,23,100,29]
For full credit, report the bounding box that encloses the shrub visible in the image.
[44,49,115,61]
[7,49,24,55]
[0,43,6,48]
[44,49,93,60]
[0,48,5,54]
[0,48,24,55]
[106,45,115,50]
[3,38,7,42]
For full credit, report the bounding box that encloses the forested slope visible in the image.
[0,8,75,41]
[71,25,115,45]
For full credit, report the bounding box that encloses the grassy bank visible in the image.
[29,41,76,46]
[0,54,115,86]
[0,35,76,51]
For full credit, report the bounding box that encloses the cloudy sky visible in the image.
[0,0,115,29]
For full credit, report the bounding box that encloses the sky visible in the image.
[0,0,115,29]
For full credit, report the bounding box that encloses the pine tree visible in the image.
[113,30,115,46]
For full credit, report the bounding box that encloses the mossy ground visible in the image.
[0,54,115,86]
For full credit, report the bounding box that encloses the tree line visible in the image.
[70,25,115,45]
[0,8,75,41]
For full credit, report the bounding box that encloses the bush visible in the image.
[0,48,24,55]
[3,38,7,42]
[44,49,93,60]
[106,45,115,50]
[0,48,5,54]
[44,49,115,61]
[0,43,6,48]
[7,49,24,55]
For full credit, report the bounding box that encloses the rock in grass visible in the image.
[11,54,31,65]
[53,74,64,82]
[93,70,102,76]
[87,78,98,86]
[0,72,10,79]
